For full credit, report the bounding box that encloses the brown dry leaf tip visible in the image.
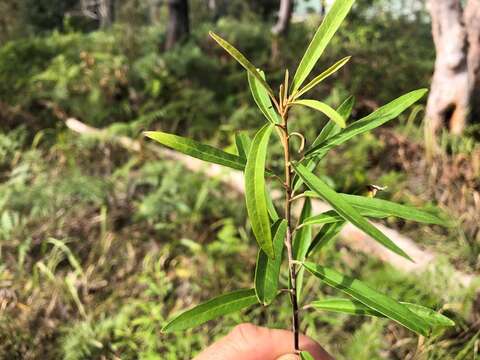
[366,184,388,197]
[288,132,306,153]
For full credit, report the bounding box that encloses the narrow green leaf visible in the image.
[300,351,315,360]
[309,298,454,328]
[292,96,354,192]
[245,124,275,258]
[293,99,346,128]
[301,208,388,227]
[313,96,355,147]
[341,194,448,226]
[292,0,355,92]
[162,289,257,332]
[295,56,351,99]
[307,221,345,257]
[209,31,274,97]
[293,199,313,259]
[144,131,245,170]
[401,302,455,328]
[305,89,428,158]
[303,191,447,226]
[303,263,431,336]
[234,132,278,222]
[266,189,280,221]
[235,132,252,159]
[292,163,412,261]
[248,70,280,124]
[293,199,313,302]
[255,220,287,305]
[310,297,379,315]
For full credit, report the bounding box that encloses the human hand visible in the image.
[193,323,334,360]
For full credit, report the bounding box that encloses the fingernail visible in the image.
[275,354,299,360]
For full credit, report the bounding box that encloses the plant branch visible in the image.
[280,103,300,352]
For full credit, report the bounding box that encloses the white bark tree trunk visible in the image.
[99,0,114,28]
[425,0,480,139]
[272,0,294,36]
[465,0,480,123]
[425,0,469,136]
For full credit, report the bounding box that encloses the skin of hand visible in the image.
[193,323,334,360]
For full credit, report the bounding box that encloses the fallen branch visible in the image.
[65,118,475,287]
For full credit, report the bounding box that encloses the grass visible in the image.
[0,121,478,359]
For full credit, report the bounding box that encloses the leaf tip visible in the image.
[160,324,171,333]
[143,131,155,139]
[208,31,221,44]
[403,251,415,263]
[416,88,429,97]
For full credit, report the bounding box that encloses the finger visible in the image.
[193,323,333,360]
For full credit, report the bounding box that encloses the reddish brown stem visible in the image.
[280,107,300,352]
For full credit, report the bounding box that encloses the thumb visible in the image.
[275,355,299,360]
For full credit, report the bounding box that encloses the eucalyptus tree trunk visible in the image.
[165,0,190,50]
[99,0,115,28]
[272,0,294,36]
[271,0,294,64]
[80,0,114,28]
[425,0,480,140]
[425,0,468,136]
[465,0,480,123]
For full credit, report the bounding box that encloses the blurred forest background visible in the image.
[0,0,479,359]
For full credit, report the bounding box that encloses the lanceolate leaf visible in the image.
[303,263,431,336]
[293,199,313,302]
[144,131,245,170]
[309,298,454,328]
[292,96,354,192]
[292,0,355,92]
[293,100,346,128]
[293,199,313,259]
[292,163,412,261]
[340,193,448,226]
[235,132,252,158]
[295,56,351,99]
[255,220,287,305]
[248,70,279,124]
[401,303,455,328]
[313,96,355,147]
[303,191,447,226]
[305,89,428,158]
[209,31,274,97]
[234,132,278,221]
[307,221,345,257]
[245,124,275,258]
[310,297,380,315]
[266,189,280,221]
[162,289,257,332]
[301,208,388,227]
